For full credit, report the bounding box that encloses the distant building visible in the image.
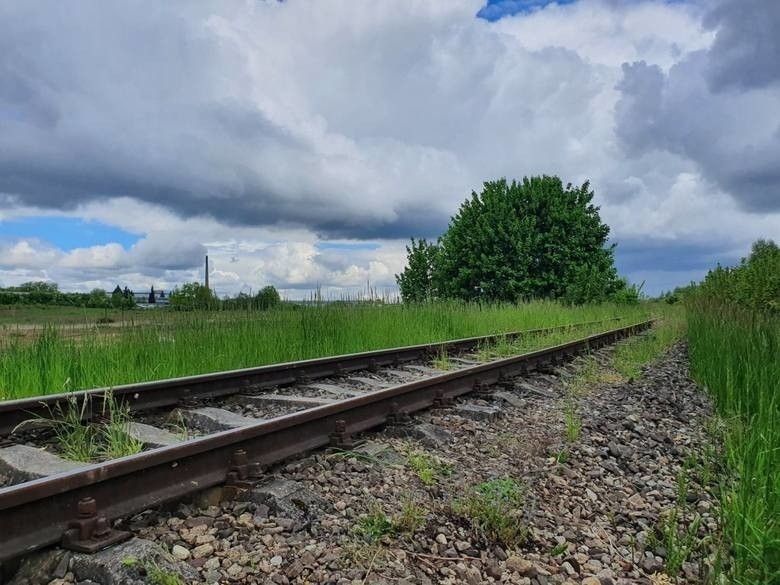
[130,286,169,307]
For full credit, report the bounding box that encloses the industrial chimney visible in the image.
[205,254,210,292]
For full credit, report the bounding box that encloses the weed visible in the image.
[676,470,689,509]
[656,507,702,578]
[168,410,190,441]
[356,504,394,542]
[19,392,142,462]
[393,496,427,533]
[553,449,569,464]
[612,312,685,380]
[550,542,568,556]
[98,391,143,459]
[432,347,453,370]
[327,448,381,465]
[477,335,518,361]
[404,448,452,486]
[145,562,184,585]
[121,557,138,567]
[563,399,582,443]
[453,478,527,546]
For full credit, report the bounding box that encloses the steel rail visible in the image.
[0,317,622,436]
[0,319,651,562]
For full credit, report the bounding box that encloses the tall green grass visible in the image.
[0,301,648,401]
[687,300,779,584]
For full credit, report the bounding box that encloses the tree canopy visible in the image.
[699,239,779,312]
[396,176,630,304]
[396,238,438,303]
[169,283,218,310]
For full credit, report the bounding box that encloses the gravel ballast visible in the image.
[25,342,719,585]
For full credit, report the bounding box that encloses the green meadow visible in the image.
[0,301,649,401]
[687,301,779,584]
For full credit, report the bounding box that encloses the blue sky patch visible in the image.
[0,216,141,251]
[477,0,577,21]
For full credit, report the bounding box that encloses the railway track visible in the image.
[0,318,651,569]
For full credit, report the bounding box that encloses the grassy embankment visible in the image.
[0,301,650,401]
[687,300,779,584]
[0,305,136,327]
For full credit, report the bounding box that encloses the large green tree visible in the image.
[395,238,438,302]
[255,285,281,309]
[400,176,624,303]
[169,283,218,310]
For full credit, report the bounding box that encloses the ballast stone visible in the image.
[248,479,328,530]
[493,391,525,408]
[70,538,198,585]
[176,407,261,432]
[125,422,182,448]
[0,444,84,482]
[454,403,502,422]
[6,538,197,585]
[384,421,452,448]
[355,440,403,464]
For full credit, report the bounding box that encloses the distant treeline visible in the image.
[656,239,779,310]
[166,283,281,311]
[0,281,283,311]
[0,282,135,308]
[695,239,779,312]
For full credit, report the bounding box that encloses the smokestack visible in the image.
[205,254,210,291]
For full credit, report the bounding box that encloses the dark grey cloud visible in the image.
[703,0,780,92]
[0,2,464,240]
[614,237,740,274]
[1,0,777,301]
[128,234,206,271]
[615,0,780,212]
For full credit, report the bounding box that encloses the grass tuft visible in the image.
[404,448,452,486]
[21,392,143,462]
[453,477,528,546]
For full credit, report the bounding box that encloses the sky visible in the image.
[0,0,778,299]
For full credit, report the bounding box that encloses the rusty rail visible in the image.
[0,319,651,562]
[0,317,622,436]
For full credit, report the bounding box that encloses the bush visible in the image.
[396,176,626,304]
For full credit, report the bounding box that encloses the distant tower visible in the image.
[205,255,210,292]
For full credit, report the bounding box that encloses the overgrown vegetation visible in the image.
[19,392,143,462]
[563,398,582,443]
[0,301,646,400]
[685,239,779,584]
[404,447,452,486]
[355,498,428,542]
[120,557,183,585]
[697,239,779,312]
[686,304,778,583]
[654,507,703,579]
[356,505,395,542]
[453,478,528,546]
[611,309,686,380]
[396,176,640,304]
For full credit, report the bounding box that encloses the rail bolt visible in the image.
[78,497,97,518]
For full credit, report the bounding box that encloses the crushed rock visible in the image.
[33,342,720,585]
